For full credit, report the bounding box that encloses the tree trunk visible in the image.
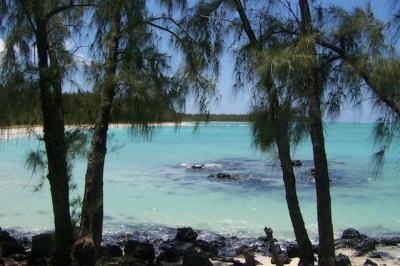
[267,84,315,266]
[36,18,73,266]
[298,0,336,265]
[79,0,121,255]
[231,1,314,263]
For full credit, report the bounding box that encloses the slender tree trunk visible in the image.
[231,1,314,263]
[80,0,121,254]
[267,84,315,266]
[36,18,73,266]
[298,0,336,265]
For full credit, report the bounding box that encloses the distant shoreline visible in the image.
[0,121,380,140]
[0,121,247,140]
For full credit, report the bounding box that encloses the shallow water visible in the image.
[0,122,399,241]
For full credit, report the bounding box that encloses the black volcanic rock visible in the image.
[342,228,361,240]
[100,244,123,257]
[0,228,25,257]
[176,227,198,243]
[31,233,54,259]
[124,240,155,262]
[182,250,212,266]
[336,253,351,266]
[363,259,378,266]
[292,160,303,167]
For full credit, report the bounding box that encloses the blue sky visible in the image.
[0,0,394,121]
[193,0,393,122]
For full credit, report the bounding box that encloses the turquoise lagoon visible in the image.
[0,122,399,241]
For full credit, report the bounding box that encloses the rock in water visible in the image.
[176,227,198,243]
[191,164,205,169]
[336,253,351,266]
[342,228,361,239]
[291,160,302,167]
[124,240,155,262]
[208,173,240,181]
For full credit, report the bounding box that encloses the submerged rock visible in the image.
[191,164,205,169]
[291,160,303,167]
[336,253,351,266]
[176,227,198,243]
[124,240,155,262]
[208,173,240,181]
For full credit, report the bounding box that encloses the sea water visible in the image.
[0,122,399,241]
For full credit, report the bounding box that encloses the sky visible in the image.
[196,0,394,122]
[0,0,395,122]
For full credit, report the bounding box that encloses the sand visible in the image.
[211,245,400,266]
[0,122,197,140]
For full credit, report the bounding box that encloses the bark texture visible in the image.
[35,14,73,266]
[233,1,315,264]
[298,0,336,265]
[79,0,122,257]
[267,85,315,266]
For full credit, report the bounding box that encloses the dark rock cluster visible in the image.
[0,226,399,266]
[335,228,378,256]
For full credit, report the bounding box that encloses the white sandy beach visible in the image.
[210,245,400,266]
[0,122,198,140]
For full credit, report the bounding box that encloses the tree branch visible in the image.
[20,0,37,33]
[45,0,94,21]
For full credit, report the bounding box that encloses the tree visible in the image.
[0,1,89,265]
[305,3,400,175]
[186,1,315,264]
[297,1,336,265]
[78,0,218,261]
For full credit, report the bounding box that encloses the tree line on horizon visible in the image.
[0,88,250,125]
[1,0,400,266]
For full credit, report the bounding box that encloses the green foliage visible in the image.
[25,129,90,187]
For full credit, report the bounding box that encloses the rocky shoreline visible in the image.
[1,226,400,265]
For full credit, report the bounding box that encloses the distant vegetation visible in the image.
[0,89,248,126]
